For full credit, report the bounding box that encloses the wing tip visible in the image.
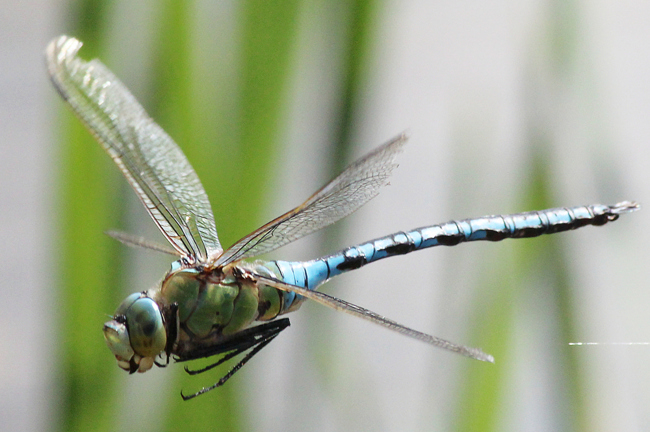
[46,35,82,67]
[45,35,84,100]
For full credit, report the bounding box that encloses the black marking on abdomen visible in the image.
[336,255,367,271]
[302,265,309,289]
[435,232,465,246]
[434,221,466,246]
[384,232,416,255]
[512,226,546,238]
[325,260,331,280]
[483,228,509,241]
[272,261,285,279]
[336,248,368,271]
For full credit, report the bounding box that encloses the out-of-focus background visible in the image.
[2,1,649,431]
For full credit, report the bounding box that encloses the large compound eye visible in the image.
[125,297,167,358]
[114,292,142,316]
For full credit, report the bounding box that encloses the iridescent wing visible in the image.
[46,36,222,262]
[215,134,407,267]
[253,272,494,363]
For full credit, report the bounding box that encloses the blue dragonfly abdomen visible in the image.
[268,202,638,312]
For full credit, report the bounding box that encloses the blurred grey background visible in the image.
[1,1,649,431]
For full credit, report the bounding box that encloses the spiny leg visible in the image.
[183,346,250,376]
[180,325,286,401]
[175,318,290,363]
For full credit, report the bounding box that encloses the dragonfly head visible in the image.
[103,292,167,373]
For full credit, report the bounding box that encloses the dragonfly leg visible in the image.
[181,318,290,374]
[180,319,289,400]
[183,346,247,375]
[175,318,290,362]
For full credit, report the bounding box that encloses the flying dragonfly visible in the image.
[46,35,639,400]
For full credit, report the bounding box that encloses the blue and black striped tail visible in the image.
[269,201,638,303]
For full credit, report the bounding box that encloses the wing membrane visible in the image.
[215,134,407,266]
[47,36,222,261]
[254,273,494,362]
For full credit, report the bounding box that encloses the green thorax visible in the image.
[155,261,285,350]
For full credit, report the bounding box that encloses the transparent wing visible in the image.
[215,134,407,266]
[104,230,182,257]
[46,36,222,261]
[253,273,494,363]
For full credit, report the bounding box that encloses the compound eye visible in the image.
[125,297,167,358]
[113,292,142,316]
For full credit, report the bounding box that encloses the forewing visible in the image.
[215,134,407,266]
[46,36,222,261]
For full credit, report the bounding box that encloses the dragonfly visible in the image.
[46,35,639,400]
